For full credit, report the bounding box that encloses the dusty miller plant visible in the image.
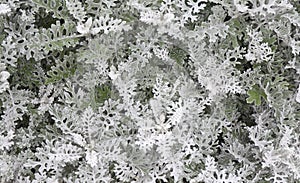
[0,0,300,182]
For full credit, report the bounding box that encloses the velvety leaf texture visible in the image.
[0,0,300,182]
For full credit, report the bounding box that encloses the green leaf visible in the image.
[169,46,188,65]
[246,85,267,106]
[120,13,137,22]
[95,84,112,104]
[8,58,45,89]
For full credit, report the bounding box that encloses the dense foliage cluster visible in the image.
[1,0,300,182]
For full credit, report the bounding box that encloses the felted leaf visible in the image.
[31,0,69,19]
[27,21,79,60]
[45,53,77,84]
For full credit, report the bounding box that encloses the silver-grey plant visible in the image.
[0,0,300,182]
